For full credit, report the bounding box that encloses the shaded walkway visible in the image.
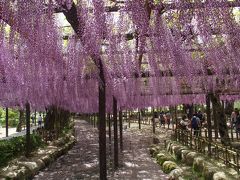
[110,123,170,180]
[34,120,99,179]
[34,120,169,180]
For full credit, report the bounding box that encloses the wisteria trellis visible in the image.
[0,0,240,112]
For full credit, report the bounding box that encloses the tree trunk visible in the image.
[45,106,56,131]
[45,106,70,133]
[225,101,234,115]
[16,110,24,132]
[210,93,230,145]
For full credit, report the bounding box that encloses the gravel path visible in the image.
[34,120,170,180]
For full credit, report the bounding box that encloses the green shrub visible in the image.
[0,108,20,127]
[0,134,45,167]
[1,118,19,127]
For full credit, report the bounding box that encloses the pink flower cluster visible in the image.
[0,0,239,112]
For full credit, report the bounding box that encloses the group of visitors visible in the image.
[30,114,43,127]
[152,111,172,129]
[179,108,240,136]
[152,107,240,137]
[179,110,205,136]
[231,108,240,135]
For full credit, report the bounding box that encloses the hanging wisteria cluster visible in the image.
[0,0,240,112]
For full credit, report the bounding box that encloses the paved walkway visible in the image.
[34,120,169,180]
[110,123,170,180]
[0,125,41,140]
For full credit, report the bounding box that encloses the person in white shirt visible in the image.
[38,114,43,127]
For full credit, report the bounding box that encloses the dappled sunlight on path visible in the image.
[34,120,99,179]
[34,121,170,180]
[109,124,170,180]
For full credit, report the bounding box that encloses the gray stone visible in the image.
[213,172,227,180]
[185,152,197,166]
[170,145,178,154]
[193,157,205,172]
[173,146,186,161]
[155,152,175,166]
[149,147,157,156]
[169,168,183,179]
[181,150,191,163]
[162,161,177,173]
[203,164,218,180]
[18,161,38,171]
[0,132,76,180]
[41,154,53,166]
[166,141,172,152]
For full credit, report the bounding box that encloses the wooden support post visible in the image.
[170,107,174,131]
[5,107,8,137]
[128,111,131,128]
[88,114,93,126]
[174,106,177,129]
[108,114,111,142]
[91,115,94,126]
[230,126,234,142]
[152,108,155,134]
[113,97,118,169]
[25,103,31,157]
[138,110,141,129]
[190,128,192,148]
[99,63,107,180]
[119,110,123,151]
[93,114,95,128]
[212,101,218,140]
[206,94,212,156]
[237,152,239,174]
[34,110,36,126]
[153,118,155,134]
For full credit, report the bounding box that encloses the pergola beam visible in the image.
[44,1,240,14]
[162,0,240,11]
[88,1,240,13]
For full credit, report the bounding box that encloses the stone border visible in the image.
[166,140,239,180]
[0,133,76,179]
[150,145,183,180]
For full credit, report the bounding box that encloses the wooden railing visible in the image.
[174,129,240,173]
